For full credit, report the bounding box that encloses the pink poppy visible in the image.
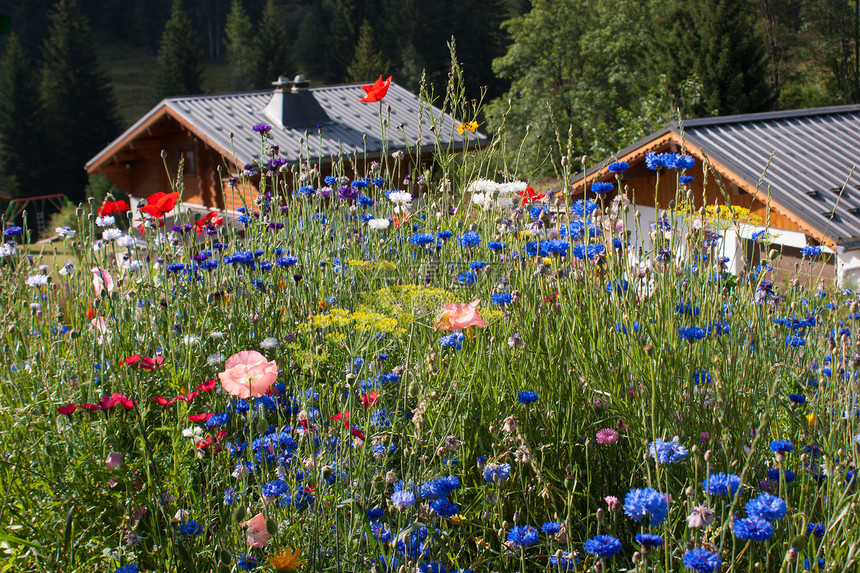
[105,452,122,470]
[218,351,278,398]
[242,512,271,548]
[435,300,489,331]
[91,267,114,295]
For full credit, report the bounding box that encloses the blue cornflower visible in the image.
[549,551,578,570]
[703,473,741,496]
[805,557,826,570]
[236,554,259,570]
[205,412,230,427]
[115,566,140,573]
[437,231,453,240]
[583,534,622,558]
[572,243,606,260]
[457,271,476,285]
[541,521,562,535]
[252,123,272,135]
[650,437,688,463]
[487,241,507,251]
[746,493,787,521]
[4,226,23,237]
[785,333,806,347]
[645,152,677,170]
[635,533,664,548]
[410,233,434,247]
[606,280,629,293]
[391,490,416,509]
[608,161,629,173]
[429,498,458,517]
[683,548,721,573]
[324,175,337,186]
[788,393,806,403]
[178,520,203,536]
[769,440,793,454]
[623,488,668,526]
[276,256,298,267]
[679,175,694,184]
[675,155,695,170]
[506,525,539,548]
[469,261,488,270]
[571,199,599,217]
[679,326,706,342]
[766,468,795,483]
[224,487,236,505]
[517,391,538,404]
[807,522,826,537]
[530,205,548,220]
[733,517,774,541]
[491,292,512,305]
[457,230,482,248]
[591,181,614,194]
[482,462,511,483]
[440,332,465,350]
[296,185,315,197]
[802,245,822,256]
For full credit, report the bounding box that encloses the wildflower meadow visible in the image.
[1,70,858,573]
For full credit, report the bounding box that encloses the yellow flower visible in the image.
[269,547,305,573]
[542,257,553,266]
[806,412,815,428]
[456,121,478,134]
[449,514,467,524]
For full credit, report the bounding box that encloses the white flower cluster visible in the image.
[467,179,528,211]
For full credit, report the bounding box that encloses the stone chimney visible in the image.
[263,75,329,129]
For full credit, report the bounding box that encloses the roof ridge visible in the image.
[163,81,399,103]
[672,104,860,129]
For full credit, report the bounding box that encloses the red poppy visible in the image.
[350,426,365,441]
[196,378,217,392]
[361,391,379,409]
[139,356,164,370]
[140,191,179,218]
[57,404,78,417]
[189,413,214,422]
[175,391,199,403]
[518,186,545,205]
[87,308,95,319]
[196,436,213,449]
[99,199,130,217]
[80,403,104,412]
[358,75,392,103]
[195,211,224,234]
[153,396,174,407]
[122,354,141,366]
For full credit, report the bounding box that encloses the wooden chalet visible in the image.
[86,75,485,217]
[571,105,860,284]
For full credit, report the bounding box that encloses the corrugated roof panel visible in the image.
[161,82,481,170]
[684,109,860,243]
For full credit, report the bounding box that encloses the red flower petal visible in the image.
[189,413,213,422]
[57,404,78,417]
[358,75,392,103]
[196,378,217,392]
[153,396,174,407]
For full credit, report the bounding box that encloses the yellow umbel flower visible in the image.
[269,547,305,573]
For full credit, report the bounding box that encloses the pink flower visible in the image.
[218,351,278,398]
[604,496,621,511]
[105,452,122,470]
[595,428,619,445]
[242,512,271,548]
[435,300,489,331]
[91,267,114,295]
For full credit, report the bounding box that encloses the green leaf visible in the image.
[0,12,10,34]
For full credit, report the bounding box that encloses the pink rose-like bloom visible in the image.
[105,452,122,470]
[91,267,114,295]
[595,428,619,445]
[242,512,271,548]
[218,351,278,398]
[435,300,489,331]
[604,496,621,511]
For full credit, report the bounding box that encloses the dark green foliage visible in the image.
[652,0,773,116]
[292,4,330,80]
[803,0,860,103]
[224,0,255,90]
[155,0,203,99]
[347,19,389,83]
[451,0,509,100]
[0,34,44,198]
[41,0,120,204]
[249,0,292,89]
[326,0,364,82]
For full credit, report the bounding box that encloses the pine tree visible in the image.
[327,0,363,83]
[224,0,255,90]
[41,0,121,204]
[155,0,203,99]
[0,34,45,198]
[347,19,389,83]
[652,0,773,116]
[293,4,330,80]
[451,0,509,100]
[250,0,292,89]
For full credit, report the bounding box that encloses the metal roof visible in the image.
[87,81,485,172]
[578,104,860,246]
